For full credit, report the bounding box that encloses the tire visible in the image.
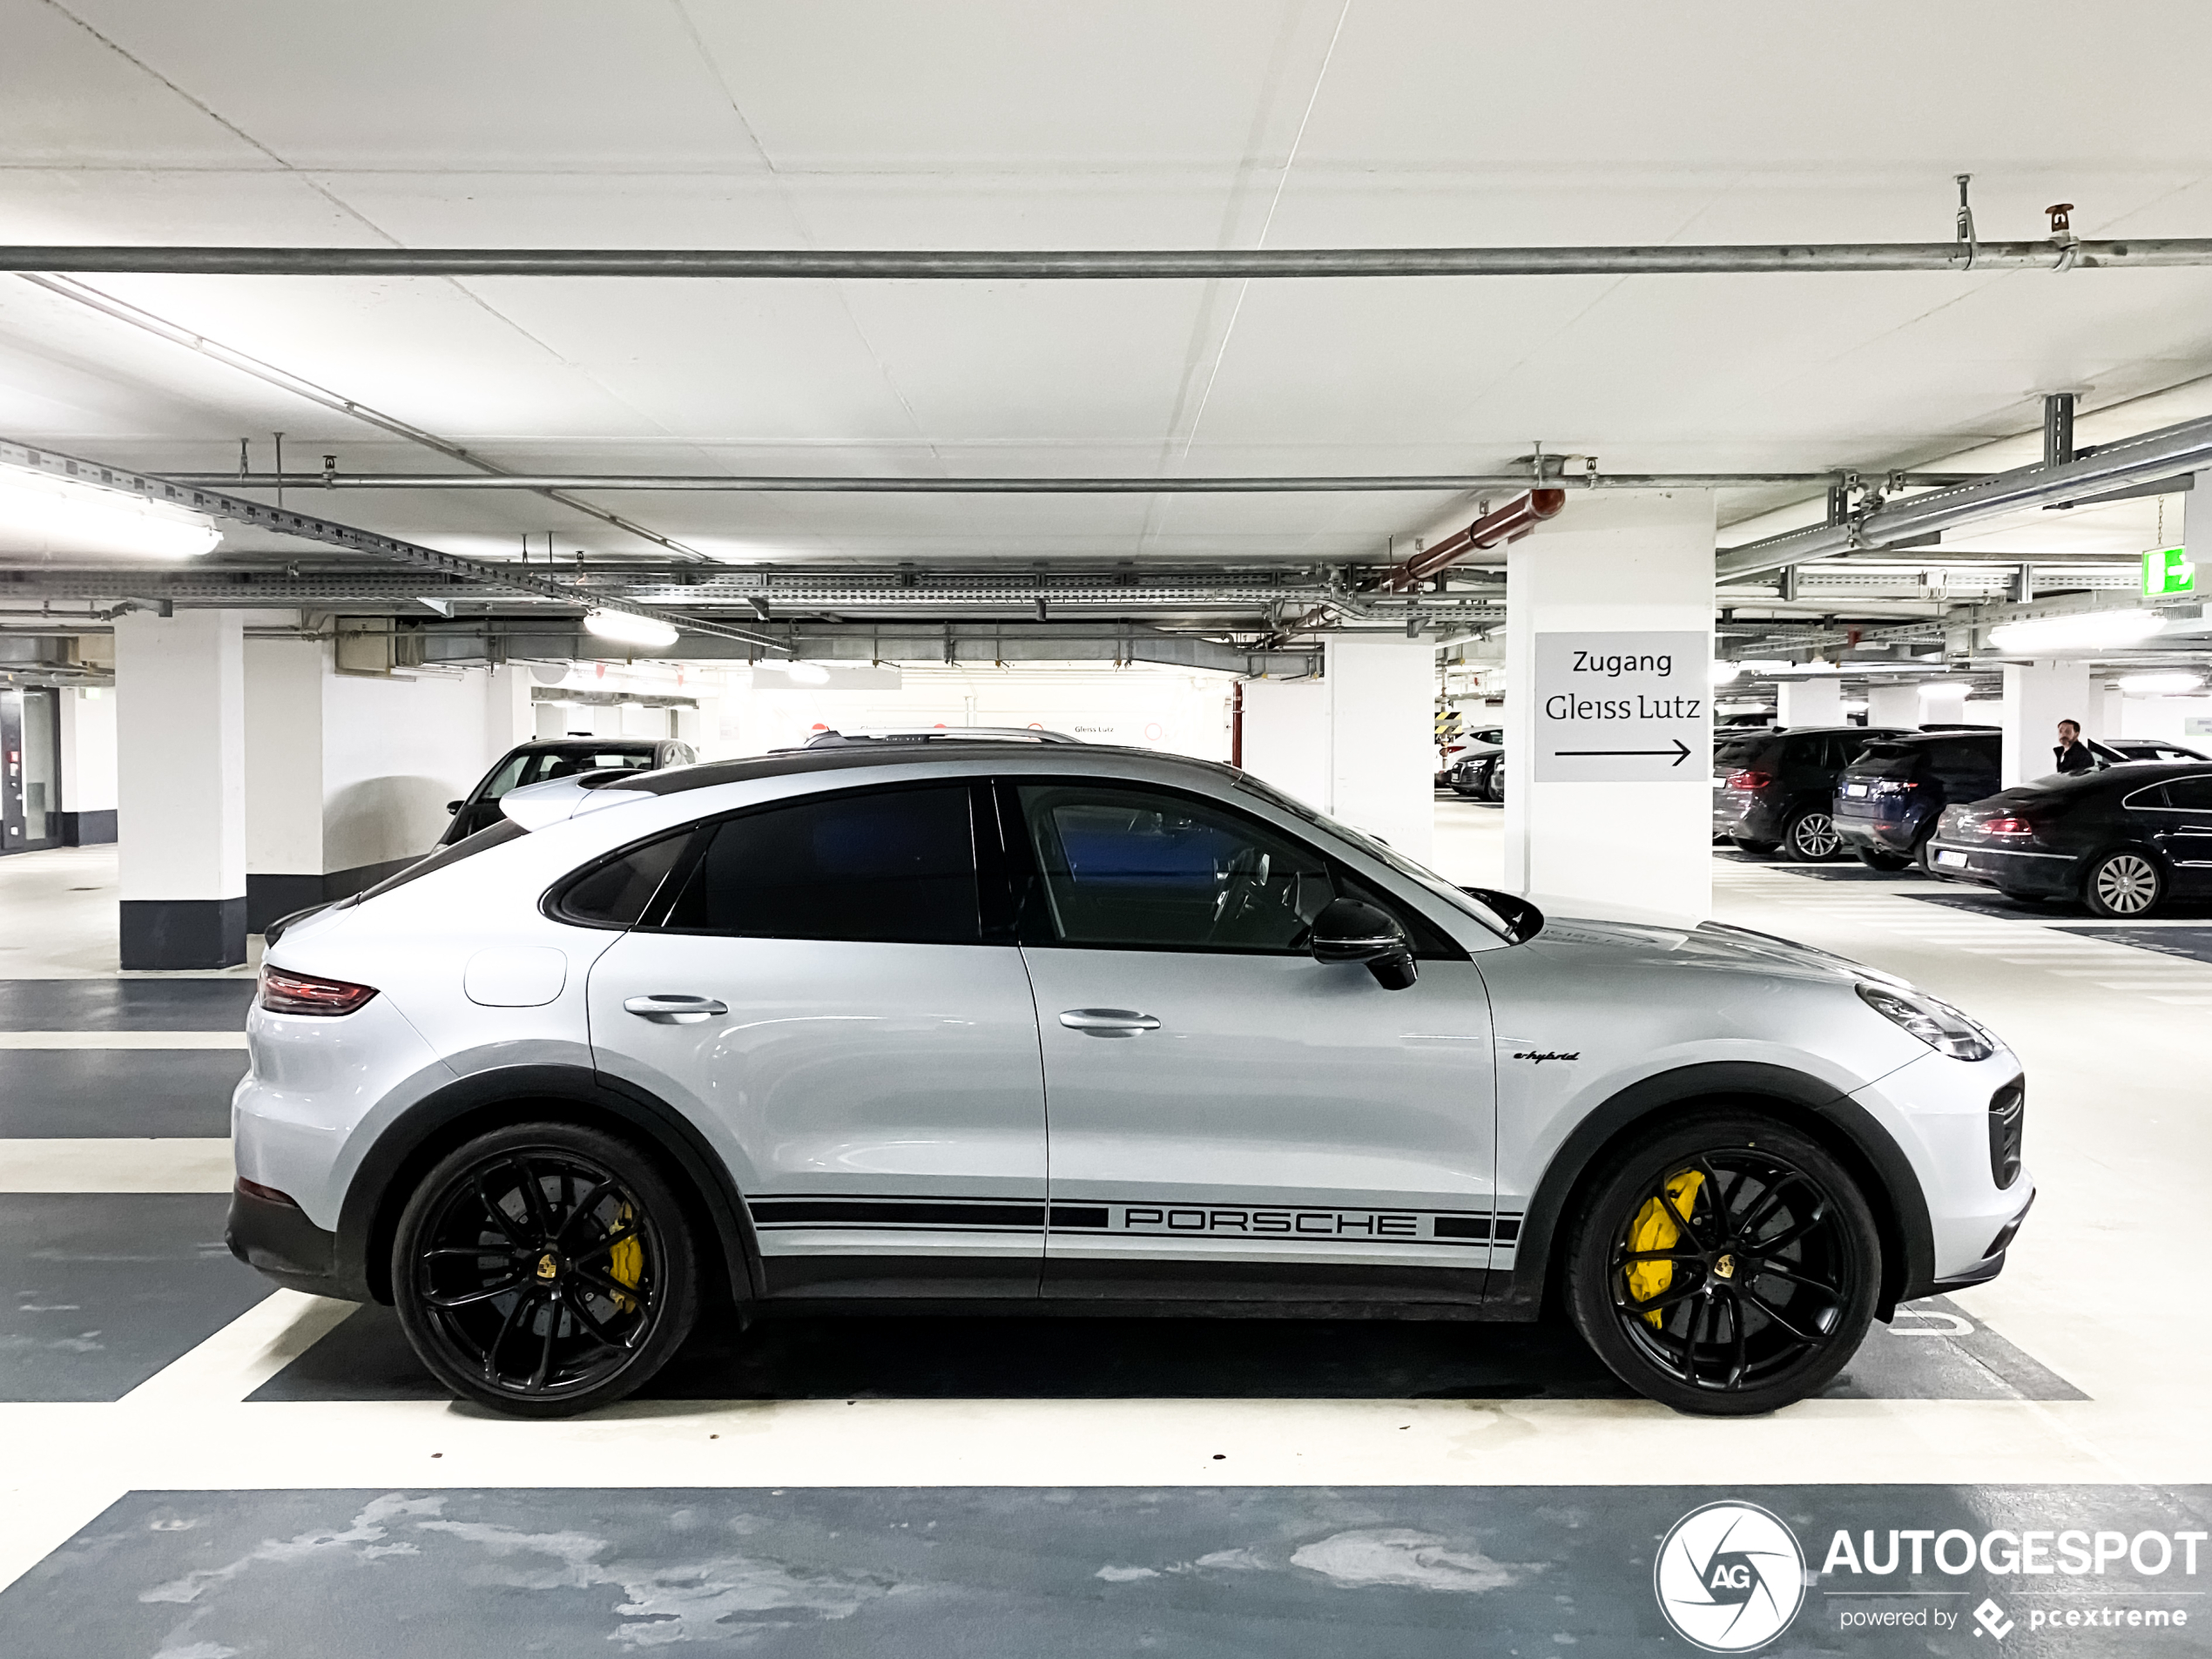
[2082,848,2166,919]
[1779,806,1845,863]
[1483,768,1506,804]
[1730,836,1778,857]
[392,1121,699,1418]
[1856,847,1912,872]
[1563,1111,1881,1416]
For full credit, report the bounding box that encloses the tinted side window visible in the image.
[1014,783,1337,952]
[2166,776,2212,811]
[660,785,980,944]
[556,830,693,927]
[479,752,534,802]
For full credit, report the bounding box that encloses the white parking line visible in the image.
[0,1031,246,1049]
[120,1290,359,1408]
[0,1138,233,1192]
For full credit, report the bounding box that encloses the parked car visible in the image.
[442,738,696,844]
[1928,762,2212,917]
[1447,727,1505,800]
[232,739,2030,1420]
[1713,725,1913,861]
[2100,738,2210,765]
[1438,725,1502,791]
[1833,731,2003,870]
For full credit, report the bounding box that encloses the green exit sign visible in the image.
[2144,545,2197,597]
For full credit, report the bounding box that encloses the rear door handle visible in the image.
[1058,1008,1161,1037]
[624,994,728,1024]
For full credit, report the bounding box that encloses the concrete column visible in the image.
[56,685,118,844]
[1505,490,1716,921]
[1865,682,1920,728]
[1323,636,1435,864]
[2000,661,2094,787]
[1237,678,1329,809]
[114,610,246,968]
[1919,683,1969,725]
[243,637,329,932]
[1776,678,1843,725]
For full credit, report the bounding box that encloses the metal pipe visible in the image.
[1716,411,2212,580]
[1378,489,1568,591]
[158,469,1986,493]
[3,240,2209,279]
[0,438,779,650]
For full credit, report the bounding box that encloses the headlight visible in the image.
[1856,981,1996,1062]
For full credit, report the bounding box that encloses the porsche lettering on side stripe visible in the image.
[746,1193,1521,1245]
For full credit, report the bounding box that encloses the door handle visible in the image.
[624,994,728,1025]
[1058,1008,1161,1037]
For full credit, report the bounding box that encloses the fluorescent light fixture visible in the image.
[1737,658,1794,674]
[781,661,831,685]
[1710,661,1742,685]
[0,461,220,558]
[1988,608,2165,653]
[2116,671,2206,697]
[582,608,679,650]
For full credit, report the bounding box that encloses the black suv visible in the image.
[1833,731,2004,870]
[441,738,696,844]
[1713,725,1912,860]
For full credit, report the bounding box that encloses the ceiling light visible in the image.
[1710,661,1742,685]
[0,462,220,558]
[781,661,831,685]
[1737,658,1793,674]
[2116,671,2206,697]
[582,609,679,650]
[1988,609,2166,653]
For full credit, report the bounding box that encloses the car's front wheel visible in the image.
[392,1122,698,1417]
[2083,848,2165,918]
[1564,1113,1880,1415]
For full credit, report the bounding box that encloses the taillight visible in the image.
[260,967,379,1016]
[1982,816,2034,837]
[1724,769,1772,790]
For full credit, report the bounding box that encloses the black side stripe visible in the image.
[750,1197,1045,1231]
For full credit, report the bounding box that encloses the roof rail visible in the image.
[799,726,1084,748]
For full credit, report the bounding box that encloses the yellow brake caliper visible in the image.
[1625,1170,1705,1327]
[605,1204,643,1312]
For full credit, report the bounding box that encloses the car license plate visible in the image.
[1934,849,1968,869]
[1844,783,1869,798]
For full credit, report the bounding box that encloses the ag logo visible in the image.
[1653,1501,1805,1652]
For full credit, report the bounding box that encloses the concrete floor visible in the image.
[2,800,2209,1655]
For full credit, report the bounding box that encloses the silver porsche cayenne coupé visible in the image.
[227,736,2033,1417]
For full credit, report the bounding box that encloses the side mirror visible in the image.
[1311,898,1418,990]
[446,800,462,813]
[1460,886,1546,943]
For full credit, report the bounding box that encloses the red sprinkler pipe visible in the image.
[1377,488,1567,592]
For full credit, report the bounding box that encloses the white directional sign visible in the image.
[1532,631,1711,783]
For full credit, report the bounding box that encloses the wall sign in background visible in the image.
[1533,630,1712,783]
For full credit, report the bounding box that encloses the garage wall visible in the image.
[321,665,518,873]
[243,638,326,875]
[1238,678,1329,809]
[56,685,118,843]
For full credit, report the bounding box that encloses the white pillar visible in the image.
[1919,683,1970,725]
[2094,683,2124,739]
[2000,661,2094,787]
[1505,490,1716,922]
[1238,678,1330,810]
[244,637,329,933]
[1323,636,1436,864]
[1776,678,1844,725]
[114,610,246,968]
[56,685,118,844]
[1865,682,1920,728]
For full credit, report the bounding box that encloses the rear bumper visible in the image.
[1711,792,1781,840]
[226,1182,363,1301]
[1924,840,2081,896]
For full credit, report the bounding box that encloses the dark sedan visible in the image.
[441,737,696,843]
[1712,724,1912,860]
[1928,763,2212,916]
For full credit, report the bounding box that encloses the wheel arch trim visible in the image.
[334,1062,760,1309]
[1492,1060,1935,1324]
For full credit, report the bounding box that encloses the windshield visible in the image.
[484,747,656,800]
[1232,772,1516,940]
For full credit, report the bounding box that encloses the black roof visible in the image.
[604,738,1224,798]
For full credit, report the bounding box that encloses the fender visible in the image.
[1488,1060,1935,1322]
[334,1062,762,1310]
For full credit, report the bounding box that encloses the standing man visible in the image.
[2054,719,2097,774]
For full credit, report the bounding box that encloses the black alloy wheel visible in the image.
[392,1122,698,1417]
[1780,806,1845,863]
[1856,846,1912,872]
[2083,848,2166,918]
[1565,1113,1880,1415]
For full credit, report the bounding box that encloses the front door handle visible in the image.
[1058,1008,1161,1037]
[624,994,728,1025]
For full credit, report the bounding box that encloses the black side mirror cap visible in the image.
[1311,897,1418,990]
[446,800,462,813]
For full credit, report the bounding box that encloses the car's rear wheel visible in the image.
[1856,846,1912,872]
[393,1122,698,1418]
[2083,848,2165,918]
[1564,1113,1880,1415]
[1780,806,1844,862]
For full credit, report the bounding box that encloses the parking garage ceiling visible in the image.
[5,0,2212,679]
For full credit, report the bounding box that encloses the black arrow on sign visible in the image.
[1553,738,1693,766]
